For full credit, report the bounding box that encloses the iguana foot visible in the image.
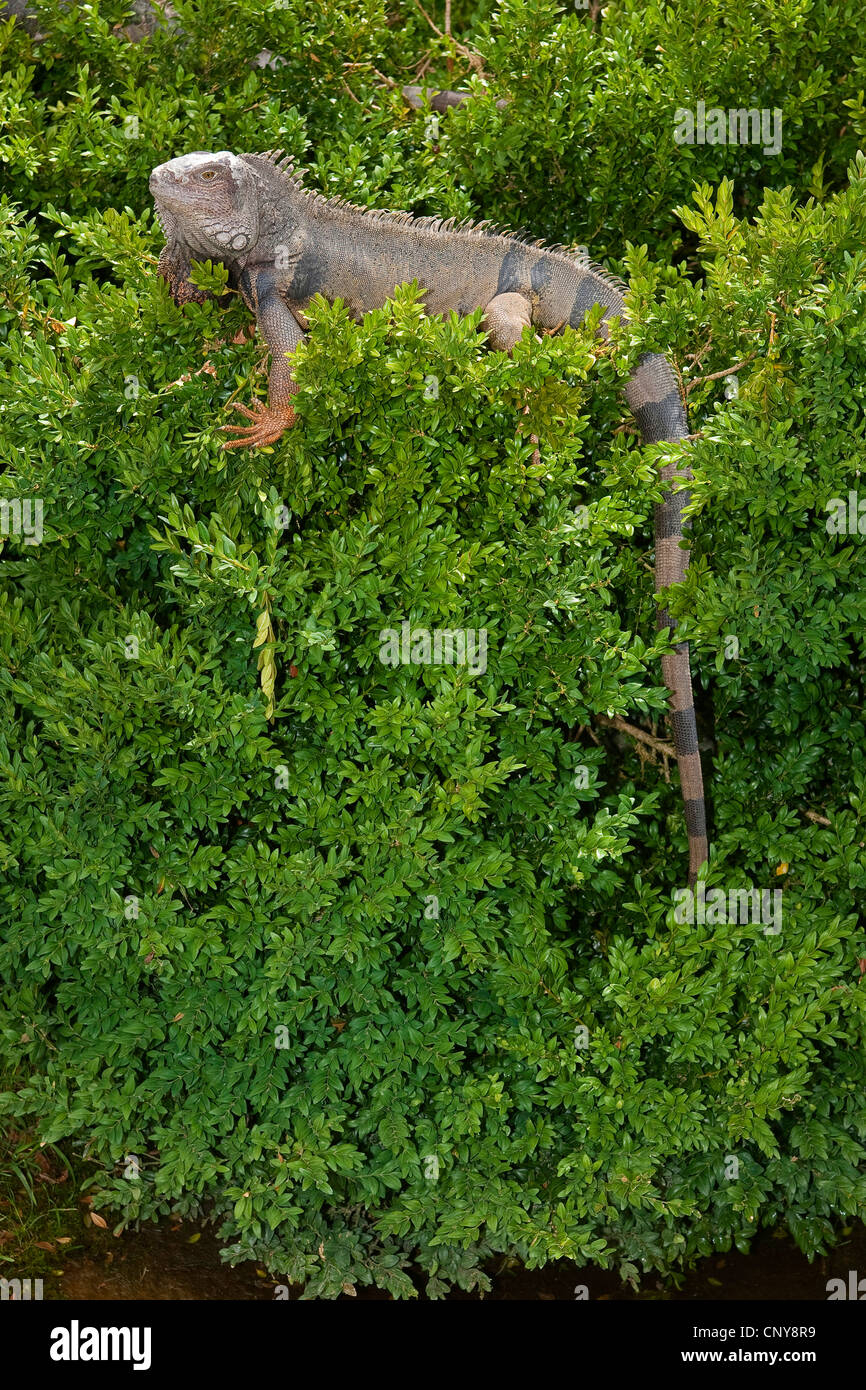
[221,399,297,449]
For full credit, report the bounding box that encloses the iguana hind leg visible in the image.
[481,292,533,350]
[222,394,297,449]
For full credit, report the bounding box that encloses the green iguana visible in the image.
[149,149,708,884]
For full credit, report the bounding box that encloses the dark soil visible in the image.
[40,1220,866,1301]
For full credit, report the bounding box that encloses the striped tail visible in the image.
[539,255,707,882]
[543,255,709,884]
[625,351,708,885]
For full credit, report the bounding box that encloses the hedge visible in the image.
[0,0,864,1297]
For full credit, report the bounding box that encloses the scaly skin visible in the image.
[149,149,708,884]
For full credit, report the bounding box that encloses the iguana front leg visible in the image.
[222,268,305,449]
[157,243,212,306]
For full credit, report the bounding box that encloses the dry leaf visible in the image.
[90,1213,108,1229]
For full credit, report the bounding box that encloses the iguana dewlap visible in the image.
[149,149,708,884]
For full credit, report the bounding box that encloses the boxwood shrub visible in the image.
[0,0,864,1296]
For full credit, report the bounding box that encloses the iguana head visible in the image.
[149,151,260,262]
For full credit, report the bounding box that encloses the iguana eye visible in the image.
[200,171,217,180]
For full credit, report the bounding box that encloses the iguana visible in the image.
[149,149,708,884]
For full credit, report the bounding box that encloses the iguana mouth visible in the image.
[148,166,196,211]
[148,164,174,197]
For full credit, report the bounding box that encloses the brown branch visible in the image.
[597,714,676,760]
[684,353,758,394]
[340,78,365,107]
[520,402,541,467]
[348,63,397,89]
[572,723,603,747]
[686,333,714,371]
[411,0,483,68]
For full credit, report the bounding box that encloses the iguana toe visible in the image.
[220,399,297,449]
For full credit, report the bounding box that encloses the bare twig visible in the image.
[571,722,603,747]
[411,0,485,71]
[685,353,757,394]
[597,714,676,761]
[520,402,541,467]
[347,63,398,90]
[686,333,714,371]
[340,78,365,107]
